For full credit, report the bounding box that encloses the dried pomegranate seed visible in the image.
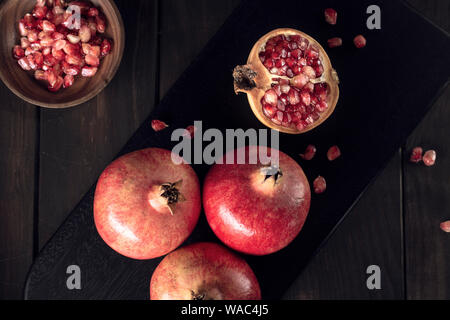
[423,150,436,167]
[327,37,342,48]
[300,145,317,160]
[183,125,197,139]
[151,120,169,132]
[440,221,450,233]
[313,176,327,194]
[409,147,423,163]
[354,35,366,48]
[327,145,341,161]
[324,8,337,25]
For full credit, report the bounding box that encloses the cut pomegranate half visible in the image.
[233,28,340,134]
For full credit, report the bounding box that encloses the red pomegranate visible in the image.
[94,148,201,260]
[203,146,311,256]
[150,242,261,300]
[233,28,339,134]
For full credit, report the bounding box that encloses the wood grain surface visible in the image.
[0,0,449,300]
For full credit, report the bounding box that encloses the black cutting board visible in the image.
[25,0,450,300]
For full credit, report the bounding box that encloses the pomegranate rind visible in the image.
[234,28,340,134]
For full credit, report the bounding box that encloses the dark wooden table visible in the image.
[0,0,449,300]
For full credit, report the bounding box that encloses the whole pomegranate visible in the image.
[203,146,311,255]
[233,28,339,134]
[94,148,201,260]
[150,242,261,300]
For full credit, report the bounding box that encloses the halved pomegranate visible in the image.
[233,28,339,134]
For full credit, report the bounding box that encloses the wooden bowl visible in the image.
[0,0,125,109]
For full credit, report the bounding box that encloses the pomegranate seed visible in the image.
[63,43,80,56]
[100,39,112,57]
[52,32,65,40]
[327,145,341,161]
[27,54,38,70]
[40,36,55,47]
[263,104,277,118]
[85,54,100,67]
[18,57,31,70]
[33,5,48,19]
[63,74,74,88]
[354,35,367,48]
[410,147,423,163]
[304,82,314,93]
[316,100,328,113]
[66,53,84,66]
[67,34,81,44]
[18,21,28,37]
[34,70,47,81]
[327,37,342,48]
[61,62,78,76]
[48,75,64,92]
[23,14,36,29]
[42,20,56,33]
[300,145,317,160]
[44,54,58,67]
[79,25,91,43]
[95,15,106,33]
[53,39,67,51]
[300,91,311,106]
[293,74,309,89]
[288,89,300,105]
[440,221,450,233]
[27,30,39,43]
[81,66,98,77]
[313,176,327,194]
[324,8,337,25]
[13,46,25,59]
[25,47,35,56]
[423,150,436,167]
[88,7,99,17]
[151,120,169,132]
[302,65,316,79]
[305,48,319,59]
[183,125,197,139]
[52,48,65,60]
[264,89,278,106]
[45,69,58,87]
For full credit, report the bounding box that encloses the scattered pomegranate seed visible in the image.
[324,8,337,25]
[327,37,342,48]
[423,150,436,167]
[300,145,317,161]
[183,125,197,139]
[354,35,367,49]
[327,145,341,161]
[440,221,450,233]
[151,120,169,132]
[63,74,74,88]
[313,176,327,194]
[410,147,423,163]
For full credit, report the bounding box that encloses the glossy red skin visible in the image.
[94,148,201,260]
[203,146,311,256]
[150,242,261,300]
